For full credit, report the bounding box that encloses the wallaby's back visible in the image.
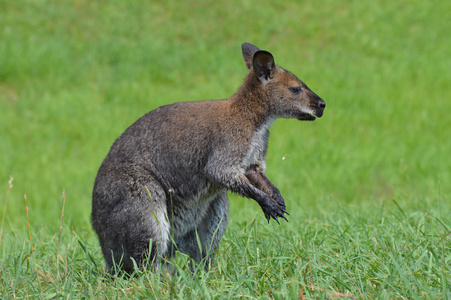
[95,98,255,201]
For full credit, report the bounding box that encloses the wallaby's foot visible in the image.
[259,195,289,224]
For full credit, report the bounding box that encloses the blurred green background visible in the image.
[1,0,450,233]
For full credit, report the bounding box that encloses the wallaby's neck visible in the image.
[230,73,271,128]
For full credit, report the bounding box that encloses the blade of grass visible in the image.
[56,188,66,280]
[24,193,42,293]
[0,176,13,249]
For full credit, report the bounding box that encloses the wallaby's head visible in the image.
[242,43,326,121]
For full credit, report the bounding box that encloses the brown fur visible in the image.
[91,43,326,274]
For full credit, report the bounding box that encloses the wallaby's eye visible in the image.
[289,87,302,94]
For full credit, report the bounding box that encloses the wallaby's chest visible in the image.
[241,118,273,170]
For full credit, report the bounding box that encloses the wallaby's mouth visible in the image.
[297,113,316,121]
[298,110,323,121]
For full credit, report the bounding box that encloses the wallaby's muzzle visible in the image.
[298,96,326,121]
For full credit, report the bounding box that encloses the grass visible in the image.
[1,0,450,298]
[1,197,449,298]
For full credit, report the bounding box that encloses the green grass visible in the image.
[1,200,449,298]
[1,0,450,298]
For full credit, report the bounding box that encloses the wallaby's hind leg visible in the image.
[92,169,171,274]
[176,190,229,269]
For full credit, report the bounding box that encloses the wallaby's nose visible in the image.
[319,99,326,110]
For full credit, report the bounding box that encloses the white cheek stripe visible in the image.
[300,107,315,115]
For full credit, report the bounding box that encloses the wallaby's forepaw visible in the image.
[260,198,289,224]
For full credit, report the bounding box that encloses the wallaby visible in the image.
[92,43,326,274]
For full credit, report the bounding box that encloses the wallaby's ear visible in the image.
[253,51,275,85]
[242,43,261,69]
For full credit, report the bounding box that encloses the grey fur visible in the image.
[91,43,326,274]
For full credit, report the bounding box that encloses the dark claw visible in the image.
[264,211,270,223]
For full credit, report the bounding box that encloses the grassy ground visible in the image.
[1,0,450,298]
